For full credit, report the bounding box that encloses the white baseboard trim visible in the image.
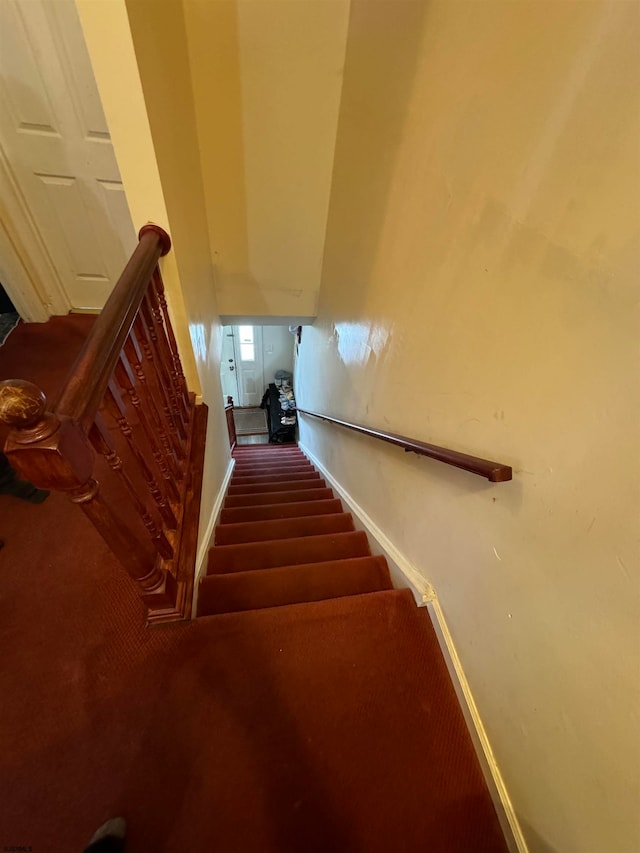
[192,456,235,615]
[427,598,529,853]
[299,442,528,853]
[299,443,435,604]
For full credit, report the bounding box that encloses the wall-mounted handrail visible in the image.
[295,408,512,482]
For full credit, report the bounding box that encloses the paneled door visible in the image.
[235,325,264,407]
[0,0,136,311]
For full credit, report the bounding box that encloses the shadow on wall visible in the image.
[295,0,432,423]
[518,818,560,853]
[318,0,430,319]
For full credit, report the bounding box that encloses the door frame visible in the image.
[234,324,264,407]
[220,325,240,404]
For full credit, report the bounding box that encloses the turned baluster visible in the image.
[89,414,174,561]
[114,356,181,501]
[122,329,184,474]
[130,316,186,461]
[0,379,163,592]
[102,382,177,530]
[138,294,188,445]
[152,269,191,416]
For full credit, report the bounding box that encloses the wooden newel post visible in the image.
[0,379,164,592]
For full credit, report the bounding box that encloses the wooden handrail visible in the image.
[224,397,237,450]
[0,224,208,624]
[295,408,512,482]
[55,224,171,431]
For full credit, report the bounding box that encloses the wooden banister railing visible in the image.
[0,225,208,624]
[295,408,512,482]
[224,396,237,450]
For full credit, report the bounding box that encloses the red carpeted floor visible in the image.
[0,313,96,401]
[0,317,507,852]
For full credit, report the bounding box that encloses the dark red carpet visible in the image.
[0,317,506,852]
[0,313,96,401]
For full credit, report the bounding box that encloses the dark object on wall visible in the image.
[260,383,296,443]
[289,324,302,344]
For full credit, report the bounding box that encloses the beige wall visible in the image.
[76,0,231,542]
[183,0,349,319]
[296,2,640,852]
[262,325,294,383]
[75,0,199,392]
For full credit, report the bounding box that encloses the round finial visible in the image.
[138,223,171,256]
[0,380,47,428]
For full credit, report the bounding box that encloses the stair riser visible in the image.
[233,463,313,474]
[233,445,301,450]
[220,498,343,524]
[208,531,370,574]
[231,472,320,486]
[197,556,392,616]
[214,513,354,545]
[234,454,308,462]
[233,462,316,477]
[233,450,303,458]
[224,488,335,507]
[228,480,326,495]
[234,452,306,459]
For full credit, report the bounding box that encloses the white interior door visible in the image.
[220,325,239,403]
[0,0,136,311]
[235,325,264,407]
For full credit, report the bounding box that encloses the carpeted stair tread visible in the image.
[197,555,393,616]
[233,461,313,472]
[233,460,312,468]
[233,445,307,459]
[231,470,321,485]
[233,450,304,459]
[234,456,310,464]
[187,588,506,852]
[233,460,315,475]
[214,512,354,545]
[228,478,327,495]
[224,487,335,507]
[232,459,304,466]
[232,468,314,479]
[233,444,302,451]
[233,455,304,463]
[220,498,343,524]
[232,465,313,477]
[208,530,370,574]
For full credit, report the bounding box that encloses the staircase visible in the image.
[198,444,393,616]
[0,240,510,850]
[195,443,508,852]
